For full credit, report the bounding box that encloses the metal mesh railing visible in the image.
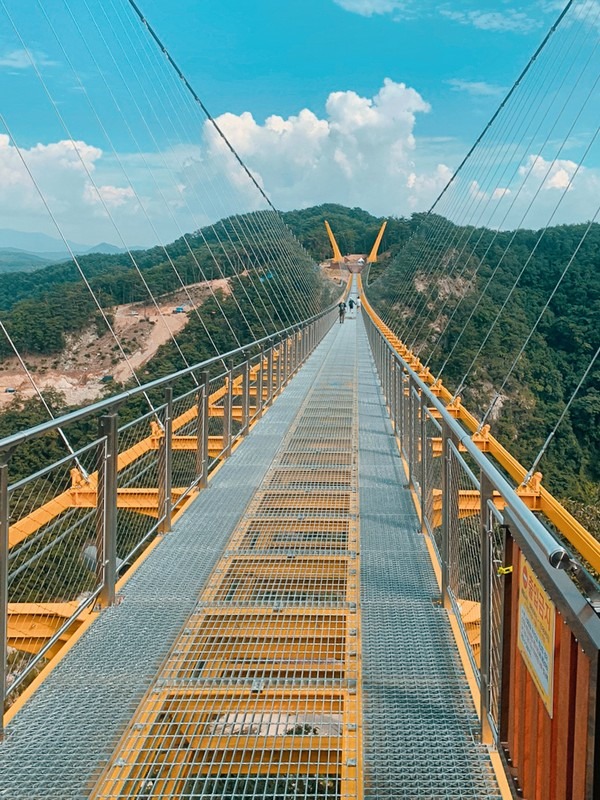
[117,404,166,565]
[361,301,600,782]
[5,439,101,703]
[447,440,482,674]
[1,309,337,718]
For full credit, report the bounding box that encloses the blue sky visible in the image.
[0,0,597,246]
[136,0,548,137]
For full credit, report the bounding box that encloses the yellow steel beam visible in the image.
[358,275,600,573]
[8,358,273,552]
[430,488,507,528]
[367,220,387,263]
[69,484,196,517]
[8,602,94,657]
[456,599,481,667]
[9,491,75,549]
[91,347,362,800]
[324,220,344,263]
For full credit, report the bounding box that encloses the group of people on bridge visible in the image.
[338,296,361,323]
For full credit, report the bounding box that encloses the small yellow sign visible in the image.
[517,555,556,717]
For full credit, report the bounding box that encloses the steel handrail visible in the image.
[0,304,336,454]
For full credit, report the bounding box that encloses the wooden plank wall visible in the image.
[501,540,597,800]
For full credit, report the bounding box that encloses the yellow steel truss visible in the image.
[324,220,344,264]
[358,275,600,573]
[367,221,387,263]
[6,351,289,659]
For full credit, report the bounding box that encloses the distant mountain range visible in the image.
[0,228,135,273]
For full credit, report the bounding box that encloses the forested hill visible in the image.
[0,211,328,359]
[363,211,600,529]
[0,204,598,528]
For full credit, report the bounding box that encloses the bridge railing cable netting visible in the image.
[363,299,600,800]
[0,0,342,722]
[0,309,335,717]
[364,0,600,561]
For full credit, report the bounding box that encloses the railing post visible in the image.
[441,420,458,608]
[198,371,209,488]
[276,340,283,394]
[0,454,9,736]
[420,395,427,527]
[283,334,289,385]
[389,358,396,430]
[266,346,274,407]
[383,346,389,404]
[479,471,494,744]
[223,365,233,457]
[158,388,173,534]
[388,350,394,420]
[97,412,118,608]
[407,381,415,482]
[241,359,250,436]
[257,350,265,419]
[398,370,406,446]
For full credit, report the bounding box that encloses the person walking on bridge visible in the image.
[338,301,346,324]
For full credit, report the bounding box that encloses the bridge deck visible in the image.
[0,308,501,798]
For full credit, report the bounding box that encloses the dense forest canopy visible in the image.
[363,210,599,530]
[0,203,598,536]
[0,210,331,358]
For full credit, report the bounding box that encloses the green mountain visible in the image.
[0,204,597,534]
[365,211,600,518]
[0,248,56,273]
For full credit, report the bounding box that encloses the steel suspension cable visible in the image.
[36,0,226,371]
[480,206,600,428]
[449,132,599,401]
[0,320,89,477]
[374,0,582,338]
[117,0,316,322]
[425,0,576,214]
[0,3,213,393]
[524,342,600,485]
[409,2,600,356]
[122,0,325,322]
[0,111,156,413]
[100,0,279,337]
[60,0,249,349]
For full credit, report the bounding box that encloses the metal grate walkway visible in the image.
[356,319,501,799]
[0,297,501,799]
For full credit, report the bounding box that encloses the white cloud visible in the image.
[570,0,600,23]
[446,78,506,96]
[334,1,549,30]
[458,152,600,231]
[83,183,136,208]
[441,8,541,32]
[332,0,408,15]
[204,79,450,217]
[0,49,57,69]
[4,80,599,249]
[518,154,580,190]
[0,135,149,243]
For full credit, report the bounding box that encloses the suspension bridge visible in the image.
[1,1,600,798]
